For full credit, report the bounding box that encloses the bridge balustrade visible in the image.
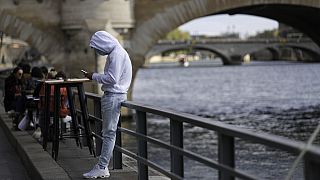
[157,38,313,45]
[76,92,320,180]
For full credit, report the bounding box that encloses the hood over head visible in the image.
[89,31,120,55]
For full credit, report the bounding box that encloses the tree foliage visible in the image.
[249,29,279,39]
[165,28,190,40]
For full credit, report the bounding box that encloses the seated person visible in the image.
[21,63,33,96]
[25,67,45,128]
[39,71,69,116]
[37,71,69,139]
[4,67,24,113]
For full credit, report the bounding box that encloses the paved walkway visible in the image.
[0,105,69,179]
[0,104,139,179]
[0,123,30,180]
[0,103,170,179]
[0,90,166,180]
[46,139,138,179]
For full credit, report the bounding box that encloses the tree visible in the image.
[249,29,279,39]
[165,28,190,40]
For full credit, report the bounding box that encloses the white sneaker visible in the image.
[32,127,41,139]
[83,164,110,179]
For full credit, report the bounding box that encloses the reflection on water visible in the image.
[124,61,320,179]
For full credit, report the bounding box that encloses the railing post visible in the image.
[170,119,184,178]
[136,110,148,180]
[93,100,102,156]
[304,157,320,180]
[218,133,235,180]
[113,115,122,169]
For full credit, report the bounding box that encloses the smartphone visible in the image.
[81,69,88,74]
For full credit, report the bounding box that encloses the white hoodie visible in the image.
[89,31,132,94]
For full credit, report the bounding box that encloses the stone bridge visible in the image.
[146,38,320,65]
[1,0,320,97]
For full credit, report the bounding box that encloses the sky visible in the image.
[179,14,279,38]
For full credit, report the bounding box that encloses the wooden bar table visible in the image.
[42,78,95,160]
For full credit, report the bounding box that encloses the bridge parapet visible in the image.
[147,38,320,65]
[158,38,314,44]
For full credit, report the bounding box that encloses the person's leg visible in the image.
[98,93,126,168]
[15,96,26,113]
[11,96,26,130]
[83,93,126,178]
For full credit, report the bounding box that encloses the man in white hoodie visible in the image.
[83,31,132,179]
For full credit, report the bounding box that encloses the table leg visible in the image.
[66,87,81,147]
[77,84,95,156]
[43,84,51,150]
[53,85,61,160]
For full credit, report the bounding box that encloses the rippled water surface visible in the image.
[125,61,320,179]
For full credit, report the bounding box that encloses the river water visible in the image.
[124,61,320,180]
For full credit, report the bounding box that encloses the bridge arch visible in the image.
[129,0,320,66]
[249,47,281,61]
[192,45,229,64]
[248,44,320,61]
[265,47,281,60]
[0,12,64,63]
[146,43,229,64]
[282,45,320,61]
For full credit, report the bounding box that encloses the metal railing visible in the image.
[81,92,320,180]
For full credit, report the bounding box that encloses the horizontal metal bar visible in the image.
[122,101,320,158]
[76,109,101,123]
[78,124,85,129]
[85,92,102,101]
[60,134,88,138]
[114,146,182,180]
[118,127,257,180]
[88,114,103,122]
[91,132,103,140]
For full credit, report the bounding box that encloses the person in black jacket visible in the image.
[4,67,24,112]
[4,67,25,129]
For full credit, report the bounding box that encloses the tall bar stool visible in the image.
[42,78,95,160]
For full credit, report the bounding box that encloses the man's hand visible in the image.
[84,72,94,80]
